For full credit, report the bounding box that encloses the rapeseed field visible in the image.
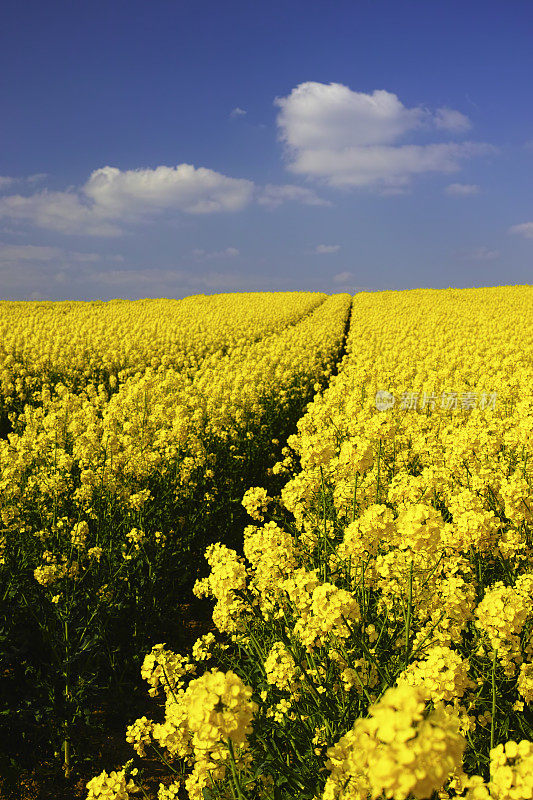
[1,288,531,800]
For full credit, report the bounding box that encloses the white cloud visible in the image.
[333,271,354,283]
[276,83,425,150]
[315,244,341,254]
[230,107,247,118]
[0,190,122,236]
[456,246,500,261]
[285,142,491,189]
[257,183,331,208]
[471,247,499,261]
[191,246,240,260]
[0,164,255,236]
[445,183,480,195]
[83,165,254,216]
[275,82,494,189]
[509,222,533,239]
[434,108,471,132]
[0,174,48,192]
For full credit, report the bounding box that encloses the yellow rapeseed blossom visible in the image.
[141,644,196,699]
[183,669,258,750]
[489,740,533,799]
[242,486,271,521]
[323,684,466,800]
[398,645,475,703]
[264,641,300,693]
[475,580,532,676]
[86,764,140,799]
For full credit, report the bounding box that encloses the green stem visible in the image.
[63,735,71,779]
[352,474,358,522]
[227,740,247,800]
[320,466,327,581]
[63,619,71,779]
[490,648,498,751]
[349,663,373,704]
[341,615,391,685]
[149,742,181,775]
[137,781,152,800]
[404,559,414,668]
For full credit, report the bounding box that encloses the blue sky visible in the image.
[0,0,532,300]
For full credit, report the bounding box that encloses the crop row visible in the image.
[0,292,351,790]
[0,292,326,426]
[95,286,533,800]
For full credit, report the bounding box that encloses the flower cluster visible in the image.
[86,763,140,799]
[264,641,300,693]
[140,643,196,698]
[184,669,257,750]
[242,486,271,521]
[398,645,474,703]
[475,581,532,676]
[490,740,533,799]
[323,684,466,800]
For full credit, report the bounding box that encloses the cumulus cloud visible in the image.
[445,183,480,195]
[509,222,533,239]
[230,107,247,118]
[277,83,425,150]
[257,183,331,208]
[0,190,122,236]
[315,244,341,254]
[275,82,494,189]
[83,165,254,216]
[0,164,255,236]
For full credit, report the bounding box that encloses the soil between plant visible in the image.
[0,604,215,800]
